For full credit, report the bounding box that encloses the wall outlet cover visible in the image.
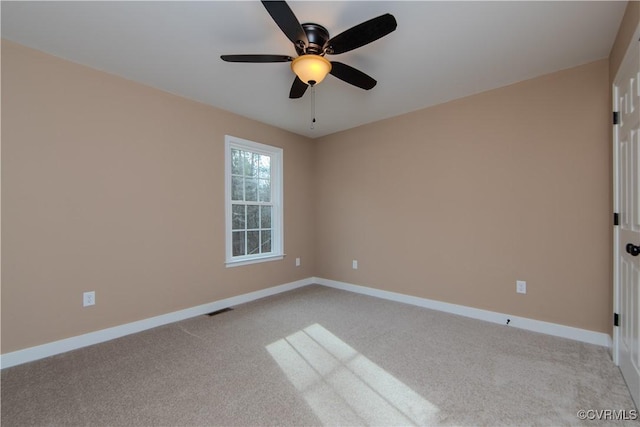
[83,291,96,307]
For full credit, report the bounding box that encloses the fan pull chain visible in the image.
[310,86,316,130]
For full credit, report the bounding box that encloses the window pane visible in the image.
[261,230,272,253]
[245,152,258,177]
[247,205,259,229]
[232,176,244,201]
[232,231,245,257]
[258,179,271,202]
[245,178,258,201]
[261,206,271,228]
[247,231,260,255]
[258,155,271,178]
[231,149,243,175]
[232,204,245,230]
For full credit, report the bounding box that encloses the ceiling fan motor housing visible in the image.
[297,23,331,55]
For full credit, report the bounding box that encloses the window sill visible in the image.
[225,254,284,268]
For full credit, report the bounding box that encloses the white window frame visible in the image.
[224,135,283,267]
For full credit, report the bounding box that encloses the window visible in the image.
[225,135,283,266]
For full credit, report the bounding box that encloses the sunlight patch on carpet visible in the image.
[266,323,439,426]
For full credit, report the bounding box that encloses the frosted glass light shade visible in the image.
[291,55,332,86]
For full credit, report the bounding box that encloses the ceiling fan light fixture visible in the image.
[291,55,332,86]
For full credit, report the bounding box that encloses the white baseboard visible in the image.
[313,277,612,348]
[1,276,612,369]
[0,278,312,369]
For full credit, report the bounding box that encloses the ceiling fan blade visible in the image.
[261,1,308,48]
[289,76,308,98]
[221,54,293,63]
[326,13,397,55]
[329,62,377,90]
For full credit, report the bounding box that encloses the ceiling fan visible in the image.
[221,1,397,99]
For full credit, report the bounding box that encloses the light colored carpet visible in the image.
[1,284,637,426]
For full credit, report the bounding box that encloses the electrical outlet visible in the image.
[516,280,526,294]
[295,257,301,267]
[352,260,358,270]
[83,291,95,307]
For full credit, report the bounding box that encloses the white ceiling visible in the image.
[1,1,627,138]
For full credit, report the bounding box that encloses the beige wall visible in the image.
[1,41,316,353]
[1,37,616,355]
[315,59,611,333]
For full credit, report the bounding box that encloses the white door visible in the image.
[613,29,640,409]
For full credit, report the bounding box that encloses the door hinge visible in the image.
[613,111,620,125]
[614,212,620,226]
[614,313,619,327]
